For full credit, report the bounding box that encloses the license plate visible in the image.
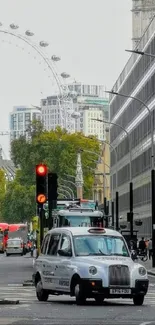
[110,288,131,294]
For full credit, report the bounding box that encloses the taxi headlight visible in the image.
[89,266,97,275]
[139,267,147,276]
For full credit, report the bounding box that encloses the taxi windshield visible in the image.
[73,235,129,257]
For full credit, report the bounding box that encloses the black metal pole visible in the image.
[151,170,155,267]
[129,182,133,239]
[104,198,108,227]
[111,201,114,228]
[40,205,44,247]
[48,201,53,230]
[116,191,119,231]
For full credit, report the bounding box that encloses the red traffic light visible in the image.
[36,164,47,176]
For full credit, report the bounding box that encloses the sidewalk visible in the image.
[139,258,155,276]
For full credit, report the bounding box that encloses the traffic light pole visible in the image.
[39,204,44,247]
[48,201,53,230]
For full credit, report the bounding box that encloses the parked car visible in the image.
[33,227,149,305]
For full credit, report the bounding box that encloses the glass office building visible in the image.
[110,16,155,237]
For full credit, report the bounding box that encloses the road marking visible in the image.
[139,322,153,325]
[8,284,23,287]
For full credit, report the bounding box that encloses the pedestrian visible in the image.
[139,237,146,253]
[148,238,152,259]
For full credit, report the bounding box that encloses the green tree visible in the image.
[2,179,35,223]
[0,169,6,221]
[11,125,100,198]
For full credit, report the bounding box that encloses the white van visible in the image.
[33,227,149,305]
[6,238,24,256]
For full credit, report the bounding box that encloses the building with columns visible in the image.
[132,0,155,48]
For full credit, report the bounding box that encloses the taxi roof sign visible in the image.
[88,228,106,234]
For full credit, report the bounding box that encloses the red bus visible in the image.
[0,223,9,253]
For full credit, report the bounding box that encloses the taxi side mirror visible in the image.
[58,249,72,257]
[131,251,137,261]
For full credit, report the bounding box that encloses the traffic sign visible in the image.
[37,194,47,204]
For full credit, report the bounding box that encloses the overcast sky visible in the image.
[0,0,132,158]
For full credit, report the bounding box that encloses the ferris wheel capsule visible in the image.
[51,55,61,61]
[25,30,34,36]
[71,111,81,119]
[39,41,49,47]
[61,72,70,79]
[10,24,19,29]
[69,90,78,98]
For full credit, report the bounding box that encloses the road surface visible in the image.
[0,254,155,325]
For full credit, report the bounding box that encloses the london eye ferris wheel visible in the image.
[0,22,80,133]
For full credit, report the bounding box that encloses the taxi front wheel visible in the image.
[133,295,144,306]
[36,280,49,302]
[74,283,86,305]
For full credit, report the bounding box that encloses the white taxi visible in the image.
[33,227,149,305]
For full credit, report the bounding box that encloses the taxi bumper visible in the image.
[80,278,149,298]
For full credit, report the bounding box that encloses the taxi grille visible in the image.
[109,265,130,286]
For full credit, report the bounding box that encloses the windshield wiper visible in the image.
[88,251,107,256]
[99,249,106,255]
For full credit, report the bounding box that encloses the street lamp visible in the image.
[87,137,118,190]
[61,178,77,189]
[59,187,72,198]
[80,146,116,229]
[106,90,154,169]
[107,89,155,266]
[58,192,67,199]
[125,49,155,59]
[59,184,74,199]
[90,121,124,231]
[84,165,110,200]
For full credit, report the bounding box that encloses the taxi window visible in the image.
[41,234,50,254]
[47,234,61,256]
[73,235,129,257]
[60,234,71,251]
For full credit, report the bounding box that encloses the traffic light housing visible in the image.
[48,172,58,201]
[36,164,48,204]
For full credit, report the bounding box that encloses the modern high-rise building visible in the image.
[77,96,109,141]
[10,106,41,141]
[110,15,155,237]
[132,0,155,48]
[41,83,109,141]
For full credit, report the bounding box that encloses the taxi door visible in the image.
[43,233,61,290]
[54,233,73,293]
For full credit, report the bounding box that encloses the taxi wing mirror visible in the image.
[131,250,137,261]
[58,249,72,257]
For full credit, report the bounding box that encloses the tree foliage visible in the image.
[0,169,6,221]
[2,122,100,223]
[11,123,100,197]
[2,179,36,223]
